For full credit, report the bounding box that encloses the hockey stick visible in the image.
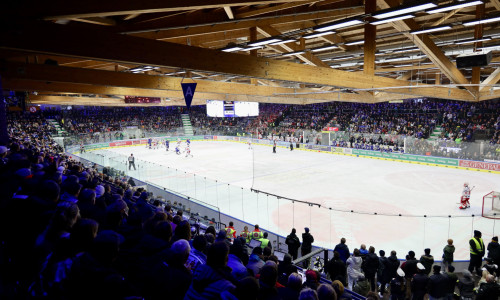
[456,186,475,204]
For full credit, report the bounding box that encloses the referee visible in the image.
[128,153,136,170]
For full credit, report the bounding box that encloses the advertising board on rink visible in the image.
[459,160,500,171]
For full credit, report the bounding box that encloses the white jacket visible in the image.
[347,256,364,279]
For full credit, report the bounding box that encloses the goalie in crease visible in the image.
[460,182,472,209]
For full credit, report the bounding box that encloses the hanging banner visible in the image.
[181,82,197,109]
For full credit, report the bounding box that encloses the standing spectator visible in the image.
[457,270,475,300]
[469,230,485,276]
[377,250,386,291]
[326,251,347,286]
[285,228,301,260]
[380,250,399,297]
[402,251,418,300]
[128,153,136,170]
[390,269,406,300]
[301,228,314,268]
[419,248,434,276]
[487,236,499,263]
[441,239,455,272]
[411,263,429,300]
[347,249,364,290]
[475,274,500,300]
[334,238,350,264]
[427,265,448,300]
[444,265,458,300]
[362,246,379,292]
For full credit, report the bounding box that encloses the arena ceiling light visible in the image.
[269,38,297,45]
[313,17,364,32]
[247,38,283,47]
[241,46,263,51]
[282,51,306,57]
[371,1,437,19]
[311,45,339,52]
[454,37,491,45]
[410,25,452,35]
[344,40,364,46]
[222,46,244,52]
[371,14,415,25]
[426,1,483,14]
[463,16,500,26]
[302,31,335,39]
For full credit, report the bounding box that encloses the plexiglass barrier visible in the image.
[74,145,500,261]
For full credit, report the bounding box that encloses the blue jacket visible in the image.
[334,243,350,263]
[184,264,236,300]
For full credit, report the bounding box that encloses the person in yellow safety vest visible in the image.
[251,224,263,241]
[468,230,485,276]
[260,232,272,250]
[225,221,237,241]
[240,226,251,244]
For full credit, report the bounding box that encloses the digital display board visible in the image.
[206,100,259,117]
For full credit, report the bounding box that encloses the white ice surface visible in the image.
[86,141,500,260]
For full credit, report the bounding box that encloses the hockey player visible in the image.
[165,139,169,151]
[460,182,472,209]
[248,139,252,149]
[185,145,193,157]
[186,138,191,146]
[147,138,152,149]
[175,145,181,155]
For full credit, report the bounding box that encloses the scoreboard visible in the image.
[206,100,259,117]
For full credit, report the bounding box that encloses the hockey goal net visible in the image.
[482,191,500,219]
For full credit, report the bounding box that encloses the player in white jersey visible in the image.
[459,182,472,209]
[248,139,252,149]
[185,145,193,157]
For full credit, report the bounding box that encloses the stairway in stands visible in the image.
[47,119,67,137]
[181,114,194,136]
[428,125,442,141]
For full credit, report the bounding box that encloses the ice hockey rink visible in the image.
[82,140,500,260]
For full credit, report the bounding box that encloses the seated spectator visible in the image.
[317,284,337,300]
[278,254,298,286]
[475,274,500,300]
[247,246,265,277]
[258,264,280,300]
[352,275,370,297]
[332,280,352,300]
[227,241,250,281]
[299,288,319,300]
[278,272,303,300]
[185,242,237,299]
[303,270,321,291]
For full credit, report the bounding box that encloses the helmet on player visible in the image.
[464,182,469,187]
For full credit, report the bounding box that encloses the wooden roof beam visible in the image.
[235,1,318,18]
[377,0,476,98]
[31,0,312,20]
[257,25,330,67]
[0,22,474,101]
[479,67,500,92]
[127,7,364,40]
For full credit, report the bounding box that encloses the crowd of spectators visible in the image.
[1,106,500,300]
[60,106,182,137]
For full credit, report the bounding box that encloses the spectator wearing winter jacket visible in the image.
[444,265,458,300]
[347,249,364,290]
[285,228,301,260]
[427,265,448,300]
[361,246,379,292]
[487,236,500,264]
[326,251,347,286]
[380,250,399,296]
[334,238,350,264]
[475,274,500,300]
[441,239,455,272]
[457,270,475,300]
[185,242,237,300]
[419,248,434,276]
[411,263,429,300]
